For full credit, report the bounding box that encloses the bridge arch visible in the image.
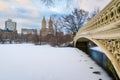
[74,37,120,78]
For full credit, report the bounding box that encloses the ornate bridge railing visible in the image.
[74,0,120,78]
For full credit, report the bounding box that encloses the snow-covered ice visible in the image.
[91,47,104,53]
[0,44,112,80]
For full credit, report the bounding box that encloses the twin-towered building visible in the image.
[21,17,54,37]
[21,17,55,43]
[40,17,54,37]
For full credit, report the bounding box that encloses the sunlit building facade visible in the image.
[5,19,17,31]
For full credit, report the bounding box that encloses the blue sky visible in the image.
[0,0,111,33]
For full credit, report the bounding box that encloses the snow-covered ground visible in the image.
[0,44,112,80]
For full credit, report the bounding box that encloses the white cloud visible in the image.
[0,0,112,33]
[77,0,111,12]
[11,0,36,10]
[13,18,40,33]
[0,1,10,11]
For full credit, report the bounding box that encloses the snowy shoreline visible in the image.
[0,44,112,80]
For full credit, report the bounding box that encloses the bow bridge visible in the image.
[74,0,120,78]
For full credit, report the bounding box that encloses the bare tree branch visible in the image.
[62,8,88,34]
[41,0,54,7]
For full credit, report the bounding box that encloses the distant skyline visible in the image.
[0,0,111,33]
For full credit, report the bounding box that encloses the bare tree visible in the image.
[62,8,88,35]
[52,17,63,46]
[41,0,54,6]
[41,0,73,8]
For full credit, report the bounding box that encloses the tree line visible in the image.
[0,5,99,46]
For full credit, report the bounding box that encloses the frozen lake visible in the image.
[0,44,112,80]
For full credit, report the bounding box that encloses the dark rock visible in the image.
[90,67,93,69]
[93,71,101,75]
